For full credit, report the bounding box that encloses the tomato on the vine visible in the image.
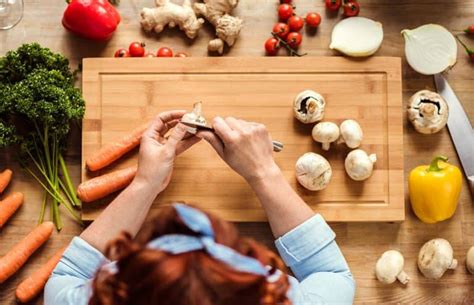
[273,22,290,39]
[265,37,280,56]
[175,52,188,57]
[305,12,321,28]
[325,0,341,11]
[343,1,360,17]
[286,32,302,49]
[114,48,130,57]
[157,47,173,57]
[129,42,146,57]
[288,16,304,32]
[278,4,293,21]
[280,0,292,3]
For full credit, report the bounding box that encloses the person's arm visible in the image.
[198,117,355,303]
[81,111,200,253]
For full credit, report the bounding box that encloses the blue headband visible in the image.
[146,204,270,277]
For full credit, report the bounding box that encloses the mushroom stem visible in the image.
[369,154,377,163]
[322,142,330,151]
[448,259,458,270]
[307,100,318,114]
[419,103,436,118]
[396,271,409,284]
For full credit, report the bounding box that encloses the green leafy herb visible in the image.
[0,43,85,230]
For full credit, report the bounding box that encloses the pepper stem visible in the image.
[427,156,449,172]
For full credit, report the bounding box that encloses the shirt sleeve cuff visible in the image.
[58,237,108,279]
[274,214,336,267]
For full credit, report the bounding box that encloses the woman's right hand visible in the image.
[197,117,281,184]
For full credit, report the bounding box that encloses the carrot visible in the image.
[0,168,13,194]
[0,192,24,228]
[86,123,148,171]
[15,247,66,303]
[0,222,54,283]
[77,166,137,202]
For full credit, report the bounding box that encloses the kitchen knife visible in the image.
[434,73,474,197]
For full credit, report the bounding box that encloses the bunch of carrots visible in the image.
[77,123,149,202]
[0,168,65,302]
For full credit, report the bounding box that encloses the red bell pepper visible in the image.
[62,0,121,41]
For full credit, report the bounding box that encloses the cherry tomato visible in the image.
[272,22,290,39]
[265,37,280,56]
[145,52,156,57]
[175,52,188,57]
[325,0,341,11]
[343,1,360,17]
[286,32,302,49]
[280,0,292,3]
[305,12,321,28]
[114,48,130,57]
[288,16,304,32]
[157,47,173,57]
[129,42,146,57]
[278,4,293,21]
[464,25,474,35]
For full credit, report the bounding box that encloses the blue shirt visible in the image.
[45,214,355,304]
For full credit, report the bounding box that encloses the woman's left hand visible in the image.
[135,110,201,192]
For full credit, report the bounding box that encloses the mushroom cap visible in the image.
[295,152,332,191]
[466,246,474,275]
[182,102,207,133]
[312,122,340,149]
[407,90,449,134]
[418,238,457,279]
[375,250,406,284]
[340,119,363,148]
[293,90,326,124]
[344,149,377,181]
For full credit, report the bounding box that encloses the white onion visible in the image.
[401,24,457,75]
[330,17,384,57]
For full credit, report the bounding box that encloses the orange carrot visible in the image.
[77,166,137,202]
[86,123,148,171]
[0,169,13,194]
[0,192,24,228]
[0,222,54,283]
[16,247,66,303]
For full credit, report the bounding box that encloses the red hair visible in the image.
[89,205,291,305]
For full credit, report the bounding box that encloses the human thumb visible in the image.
[166,123,187,150]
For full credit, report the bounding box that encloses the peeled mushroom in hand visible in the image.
[293,90,326,124]
[339,119,363,149]
[418,238,457,279]
[375,250,409,285]
[345,149,376,181]
[407,90,449,134]
[312,122,340,151]
[181,102,207,134]
[467,246,474,275]
[295,153,332,191]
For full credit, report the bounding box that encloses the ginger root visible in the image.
[194,0,243,54]
[140,0,205,39]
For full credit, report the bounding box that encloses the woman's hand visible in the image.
[135,111,201,192]
[197,117,280,184]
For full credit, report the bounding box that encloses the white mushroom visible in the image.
[339,119,363,149]
[466,246,474,275]
[344,149,376,181]
[407,90,449,134]
[181,102,207,134]
[293,90,326,124]
[295,153,332,191]
[312,122,340,151]
[418,238,457,279]
[375,250,409,285]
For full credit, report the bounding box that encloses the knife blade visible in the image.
[434,73,474,197]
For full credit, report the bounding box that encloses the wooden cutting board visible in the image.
[81,57,404,222]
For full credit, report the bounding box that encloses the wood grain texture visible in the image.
[0,0,473,304]
[81,56,404,222]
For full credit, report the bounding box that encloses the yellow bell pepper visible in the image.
[409,156,462,223]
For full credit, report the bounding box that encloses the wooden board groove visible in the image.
[81,57,404,222]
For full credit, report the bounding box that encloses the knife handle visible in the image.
[468,176,474,200]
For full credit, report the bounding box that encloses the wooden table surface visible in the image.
[1,0,473,303]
